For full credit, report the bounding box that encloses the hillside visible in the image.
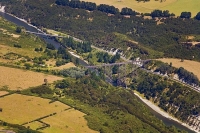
[2,0,200,61]
[0,16,77,71]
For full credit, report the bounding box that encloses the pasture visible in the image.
[83,0,200,17]
[158,58,200,79]
[41,108,98,133]
[0,66,63,90]
[0,94,97,132]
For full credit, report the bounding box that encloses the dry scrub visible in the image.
[0,66,63,90]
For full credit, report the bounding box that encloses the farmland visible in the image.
[158,58,200,79]
[0,66,63,90]
[41,108,97,133]
[83,0,200,16]
[0,94,96,133]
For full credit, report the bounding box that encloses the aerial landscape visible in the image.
[0,0,199,133]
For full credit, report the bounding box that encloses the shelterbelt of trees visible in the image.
[2,0,200,60]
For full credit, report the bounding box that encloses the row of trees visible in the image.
[56,0,200,19]
[151,10,200,20]
[150,10,174,18]
[55,0,137,15]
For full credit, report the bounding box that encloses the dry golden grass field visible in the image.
[83,0,200,17]
[0,66,63,90]
[24,121,44,130]
[0,94,70,124]
[41,108,98,133]
[0,94,97,133]
[158,58,200,79]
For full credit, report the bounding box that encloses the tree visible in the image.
[46,43,55,50]
[44,78,48,85]
[112,65,119,74]
[16,26,22,33]
[180,12,191,19]
[121,7,136,16]
[195,12,200,20]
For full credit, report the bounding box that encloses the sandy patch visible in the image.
[0,66,63,90]
[0,91,9,96]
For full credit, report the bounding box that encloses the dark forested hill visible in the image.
[1,0,200,61]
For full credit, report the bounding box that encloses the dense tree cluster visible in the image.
[120,7,137,15]
[180,12,191,19]
[151,10,173,18]
[30,85,53,95]
[97,4,119,14]
[55,0,138,15]
[195,12,200,20]
[56,0,97,11]
[62,37,91,53]
[177,67,199,85]
[96,52,120,63]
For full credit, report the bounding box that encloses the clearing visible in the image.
[83,0,200,17]
[0,66,63,90]
[158,58,200,79]
[0,94,97,133]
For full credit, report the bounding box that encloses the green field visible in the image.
[84,0,200,17]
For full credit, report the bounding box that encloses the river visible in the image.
[0,11,196,133]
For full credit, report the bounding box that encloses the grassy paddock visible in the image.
[158,58,200,79]
[83,0,200,16]
[0,94,96,132]
[41,108,97,133]
[0,66,63,90]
